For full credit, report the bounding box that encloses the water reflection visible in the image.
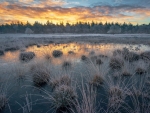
[0,42,150,65]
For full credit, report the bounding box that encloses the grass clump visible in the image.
[45,54,51,60]
[81,55,88,61]
[5,47,19,52]
[141,51,150,60]
[51,85,77,111]
[19,52,35,62]
[124,52,140,62]
[108,86,124,110]
[113,49,122,56]
[121,71,132,76]
[96,58,103,65]
[90,75,104,87]
[113,48,140,62]
[62,61,71,68]
[68,51,75,55]
[110,57,124,69]
[52,50,63,58]
[75,84,97,113]
[49,75,71,89]
[0,50,4,56]
[31,64,50,86]
[32,70,50,86]
[135,68,147,75]
[0,94,7,110]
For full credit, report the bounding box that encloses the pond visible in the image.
[0,42,150,113]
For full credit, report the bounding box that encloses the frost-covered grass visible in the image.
[0,34,150,53]
[0,35,150,113]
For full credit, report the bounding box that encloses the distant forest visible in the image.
[0,21,150,34]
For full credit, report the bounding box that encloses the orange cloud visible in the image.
[19,0,33,3]
[0,3,149,25]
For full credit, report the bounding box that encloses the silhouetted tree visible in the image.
[0,21,150,34]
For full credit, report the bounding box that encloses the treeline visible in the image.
[0,21,150,34]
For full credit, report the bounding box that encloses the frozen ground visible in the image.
[0,33,150,51]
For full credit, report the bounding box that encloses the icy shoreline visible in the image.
[0,33,149,52]
[0,33,150,38]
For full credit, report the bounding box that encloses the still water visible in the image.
[0,42,150,113]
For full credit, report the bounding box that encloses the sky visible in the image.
[0,0,150,25]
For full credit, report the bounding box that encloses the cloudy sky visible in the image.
[0,0,150,25]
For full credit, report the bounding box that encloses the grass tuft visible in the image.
[49,75,71,90]
[52,50,63,58]
[0,94,7,110]
[51,85,77,111]
[90,75,104,87]
[110,57,124,69]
